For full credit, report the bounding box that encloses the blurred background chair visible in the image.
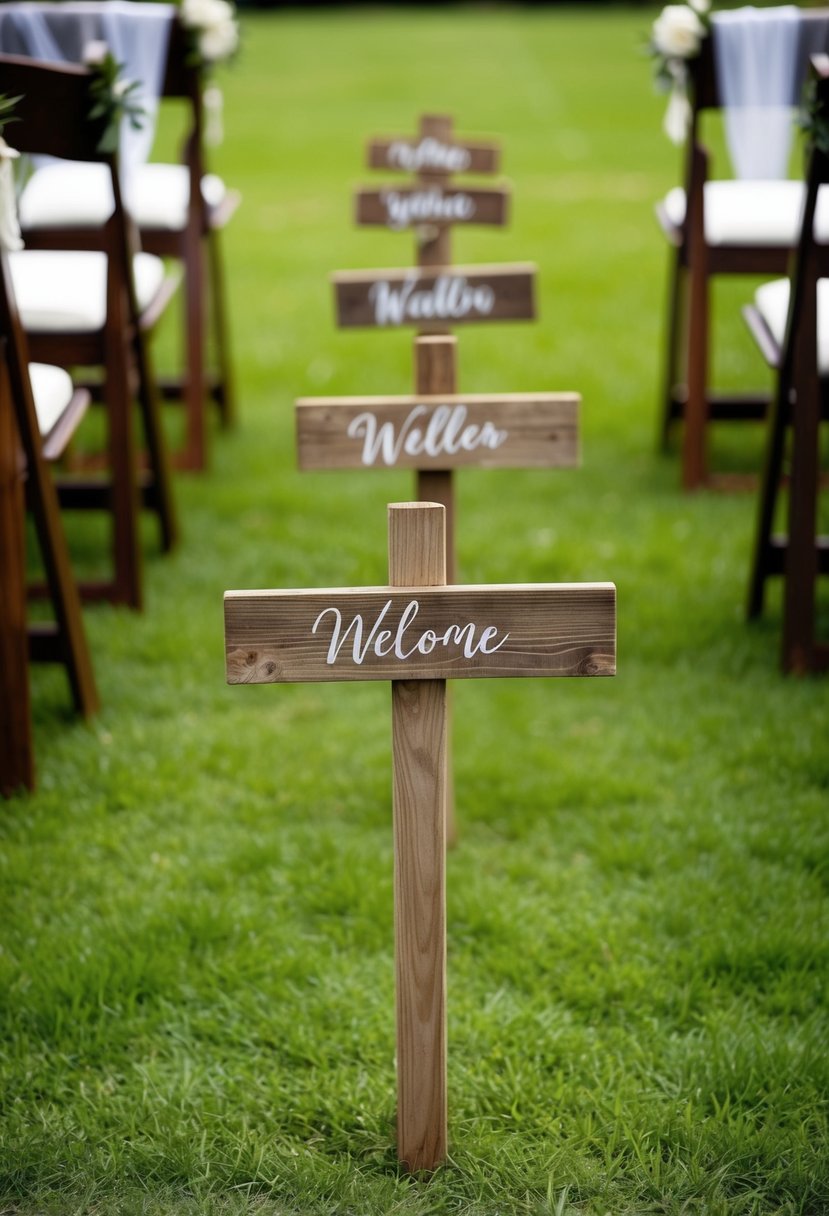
[656,7,829,490]
[0,216,99,796]
[4,3,240,471]
[742,56,829,675]
[0,52,179,610]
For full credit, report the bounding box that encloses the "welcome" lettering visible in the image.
[312,598,510,666]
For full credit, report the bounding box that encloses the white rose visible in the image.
[688,0,710,13]
[652,5,705,59]
[198,19,238,62]
[82,39,109,66]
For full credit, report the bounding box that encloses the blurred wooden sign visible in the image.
[296,392,579,471]
[366,131,500,175]
[333,264,536,329]
[355,185,509,230]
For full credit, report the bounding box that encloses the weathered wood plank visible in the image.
[355,185,509,230]
[388,503,447,1173]
[367,135,500,176]
[296,392,580,471]
[225,584,616,684]
[332,264,536,329]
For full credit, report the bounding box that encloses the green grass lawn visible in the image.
[2,6,828,1214]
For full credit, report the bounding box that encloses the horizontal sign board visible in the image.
[225,584,616,685]
[295,393,580,471]
[355,186,509,230]
[332,264,536,329]
[367,136,500,176]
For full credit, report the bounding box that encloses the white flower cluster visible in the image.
[650,0,711,145]
[180,0,239,65]
[652,1,710,62]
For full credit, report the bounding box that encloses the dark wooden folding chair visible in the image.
[0,243,99,796]
[742,57,829,675]
[18,13,240,471]
[0,52,179,610]
[656,11,829,491]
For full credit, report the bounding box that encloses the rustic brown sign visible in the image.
[367,135,500,176]
[332,264,536,329]
[295,393,580,471]
[225,504,616,1175]
[225,584,615,685]
[355,185,509,230]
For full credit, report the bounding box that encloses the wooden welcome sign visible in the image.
[225,502,616,1172]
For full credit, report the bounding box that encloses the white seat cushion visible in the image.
[19,161,227,232]
[29,362,74,437]
[130,163,227,230]
[662,180,829,247]
[754,277,829,374]
[8,250,166,333]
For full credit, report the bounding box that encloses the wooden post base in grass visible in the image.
[224,502,615,1171]
[389,502,448,1170]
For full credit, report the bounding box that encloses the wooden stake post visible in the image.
[225,502,616,1172]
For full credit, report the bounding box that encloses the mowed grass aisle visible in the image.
[2,7,827,1214]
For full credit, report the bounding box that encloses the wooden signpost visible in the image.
[225,501,616,1172]
[297,114,581,842]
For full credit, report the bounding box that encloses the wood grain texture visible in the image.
[389,503,447,1172]
[295,392,579,471]
[332,264,536,329]
[355,185,509,229]
[224,583,616,684]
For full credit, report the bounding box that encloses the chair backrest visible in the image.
[0,53,108,162]
[691,9,829,114]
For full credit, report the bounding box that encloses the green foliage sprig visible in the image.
[798,76,829,158]
[86,50,145,155]
[0,93,21,141]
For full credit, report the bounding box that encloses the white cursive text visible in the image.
[381,188,475,231]
[386,137,472,173]
[369,273,495,326]
[347,404,508,467]
[312,598,510,666]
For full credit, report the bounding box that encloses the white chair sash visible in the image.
[712,6,801,181]
[0,1,175,184]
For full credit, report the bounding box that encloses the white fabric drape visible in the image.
[711,6,801,181]
[0,1,174,182]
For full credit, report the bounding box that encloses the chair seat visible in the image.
[754,277,829,374]
[9,250,166,333]
[663,180,829,246]
[19,161,228,233]
[29,362,74,436]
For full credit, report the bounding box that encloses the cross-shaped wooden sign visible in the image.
[225,502,616,1173]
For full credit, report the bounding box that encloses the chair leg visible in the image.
[0,365,34,795]
[207,223,236,431]
[133,326,179,554]
[682,251,710,490]
[106,333,144,609]
[747,378,789,620]
[782,359,821,674]
[180,218,208,470]
[659,249,686,452]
